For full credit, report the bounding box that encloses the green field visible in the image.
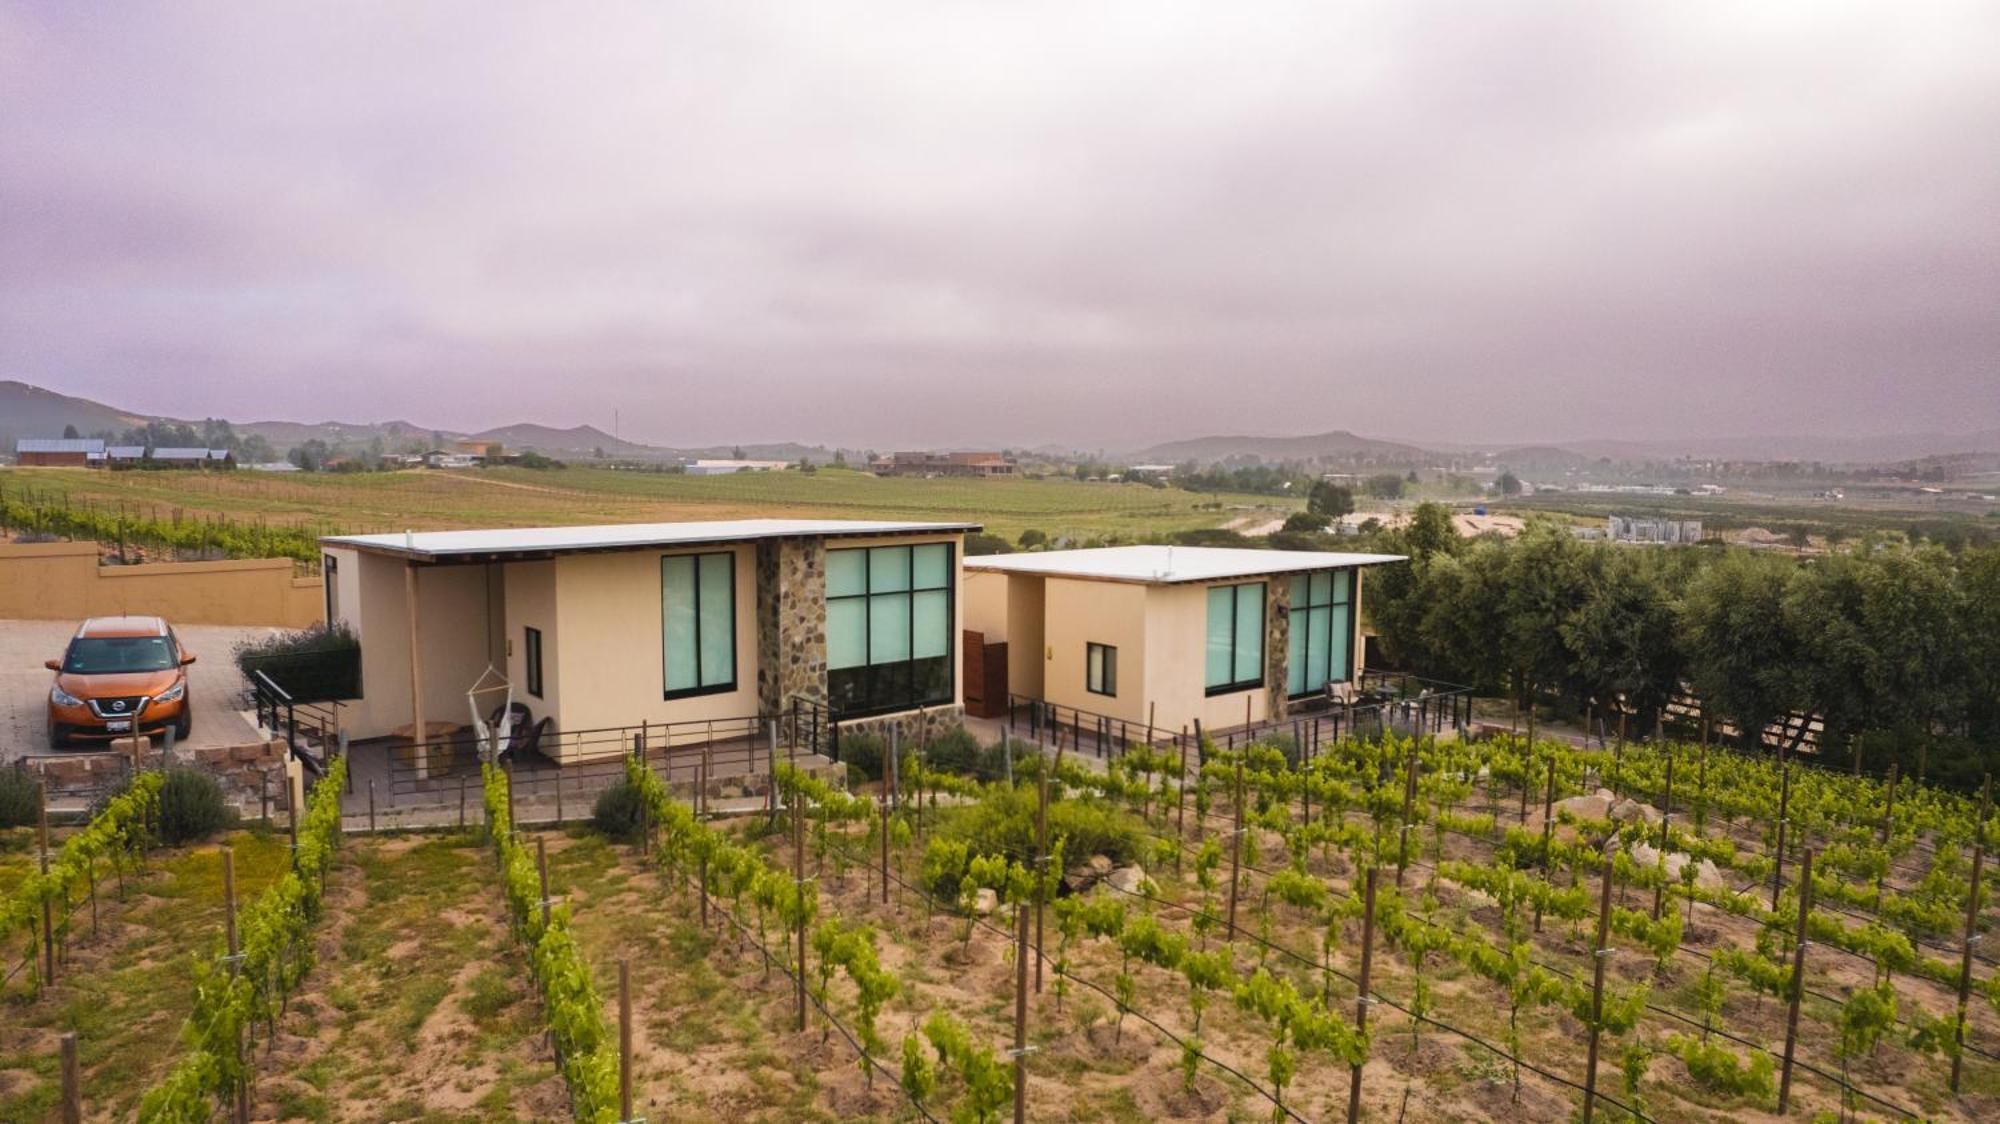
[0,465,1295,547]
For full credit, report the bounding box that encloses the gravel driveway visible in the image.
[0,619,272,759]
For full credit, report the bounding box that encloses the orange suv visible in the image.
[46,617,196,747]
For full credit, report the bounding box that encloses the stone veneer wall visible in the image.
[834,705,968,752]
[1265,575,1291,723]
[755,537,829,714]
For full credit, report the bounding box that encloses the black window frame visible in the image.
[523,625,544,699]
[1086,642,1117,698]
[660,550,739,701]
[826,542,956,719]
[322,553,339,624]
[1204,580,1267,697]
[1285,568,1356,700]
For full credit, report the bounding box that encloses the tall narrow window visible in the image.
[1087,642,1117,697]
[524,626,544,699]
[1204,581,1266,695]
[826,542,955,717]
[661,551,737,698]
[1286,569,1353,698]
[322,554,340,624]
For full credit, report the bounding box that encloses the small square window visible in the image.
[1087,642,1117,697]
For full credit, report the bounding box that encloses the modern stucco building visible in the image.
[962,545,1405,736]
[320,518,976,759]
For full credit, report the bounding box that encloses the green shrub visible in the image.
[921,726,1023,782]
[839,731,887,783]
[0,768,39,828]
[936,784,1145,867]
[156,768,233,843]
[591,779,646,842]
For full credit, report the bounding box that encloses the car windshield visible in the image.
[62,635,178,674]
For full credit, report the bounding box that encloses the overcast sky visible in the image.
[3,2,1996,450]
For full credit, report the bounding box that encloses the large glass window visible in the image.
[827,543,954,716]
[1204,582,1266,695]
[1286,569,1353,697]
[662,551,737,698]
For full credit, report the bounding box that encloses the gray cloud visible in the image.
[2,1,1996,449]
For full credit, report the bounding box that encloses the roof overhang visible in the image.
[963,545,1408,586]
[321,517,982,564]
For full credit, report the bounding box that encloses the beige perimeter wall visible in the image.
[0,541,323,628]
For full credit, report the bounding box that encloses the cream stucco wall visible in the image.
[334,551,500,741]
[0,541,324,628]
[550,545,759,737]
[503,560,559,725]
[1040,576,1149,725]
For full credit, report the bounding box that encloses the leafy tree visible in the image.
[61,423,79,439]
[1680,551,1804,750]
[1281,511,1330,534]
[1496,470,1522,496]
[1561,546,1687,729]
[964,533,1013,556]
[1307,480,1355,519]
[1017,528,1048,549]
[1364,473,1405,499]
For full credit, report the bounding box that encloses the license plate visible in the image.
[106,720,131,732]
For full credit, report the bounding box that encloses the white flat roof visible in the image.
[963,545,1406,585]
[323,518,980,561]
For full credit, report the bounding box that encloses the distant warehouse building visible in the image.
[684,459,792,476]
[14,438,106,466]
[1607,516,1702,544]
[869,451,1016,478]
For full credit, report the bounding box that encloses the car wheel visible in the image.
[176,710,193,740]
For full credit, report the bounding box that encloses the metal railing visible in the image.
[1004,671,1477,762]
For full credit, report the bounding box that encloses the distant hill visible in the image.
[1126,429,1434,465]
[1558,429,2000,464]
[468,422,656,457]
[237,418,446,450]
[0,379,153,448]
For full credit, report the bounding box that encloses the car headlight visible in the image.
[51,684,83,707]
[154,680,186,704]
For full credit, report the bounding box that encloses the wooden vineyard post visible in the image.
[224,847,247,1124]
[1397,745,1419,887]
[879,796,890,906]
[285,772,299,856]
[60,1031,81,1124]
[1518,745,1531,825]
[1013,876,1032,1124]
[1853,731,1863,776]
[1227,763,1245,938]
[1614,711,1627,798]
[1653,750,1675,922]
[1347,867,1378,1124]
[1951,775,1991,1093]
[1880,762,1899,846]
[794,795,808,1034]
[1777,849,1815,1114]
[368,779,377,835]
[39,782,55,986]
[1581,840,1618,1124]
[1175,726,1190,857]
[1036,755,1050,993]
[536,837,555,934]
[1535,756,1557,933]
[504,760,516,837]
[1771,764,1791,913]
[619,959,634,1122]
[1696,737,1709,832]
[457,773,467,831]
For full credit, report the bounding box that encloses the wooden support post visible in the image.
[536,836,552,933]
[1880,762,1899,846]
[1175,726,1190,855]
[1396,745,1419,887]
[224,847,247,1124]
[1771,764,1791,913]
[1535,756,1557,933]
[60,1031,81,1124]
[1347,867,1378,1124]
[1696,739,1709,832]
[458,773,467,831]
[1581,841,1618,1124]
[1777,849,1815,1114]
[1653,751,1675,921]
[1036,755,1050,993]
[794,796,808,1034]
[619,958,634,1121]
[555,771,564,825]
[1950,776,1990,1093]
[1227,763,1245,938]
[1013,880,1031,1124]
[368,779,377,835]
[39,782,55,986]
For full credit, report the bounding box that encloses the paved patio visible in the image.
[0,618,271,760]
